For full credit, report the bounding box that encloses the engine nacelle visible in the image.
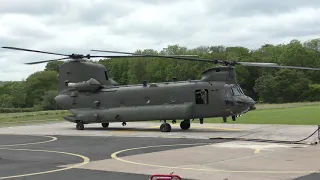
[67,78,102,92]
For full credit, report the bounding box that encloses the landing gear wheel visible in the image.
[160,123,171,132]
[180,121,190,130]
[223,117,227,123]
[102,123,109,128]
[76,122,84,130]
[232,116,236,121]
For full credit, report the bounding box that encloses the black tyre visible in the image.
[102,123,109,128]
[160,123,171,132]
[76,123,84,130]
[180,121,190,130]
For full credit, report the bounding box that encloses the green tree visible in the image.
[0,94,14,108]
[45,61,64,72]
[40,90,59,110]
[25,70,58,107]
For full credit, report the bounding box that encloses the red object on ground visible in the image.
[150,174,182,180]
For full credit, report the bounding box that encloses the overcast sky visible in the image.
[1,0,320,81]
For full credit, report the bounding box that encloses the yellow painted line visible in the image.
[148,126,161,129]
[0,135,57,147]
[254,149,261,154]
[0,148,90,179]
[111,143,316,174]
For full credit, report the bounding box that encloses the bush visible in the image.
[304,84,320,101]
[0,107,38,113]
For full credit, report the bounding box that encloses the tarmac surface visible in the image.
[0,121,320,180]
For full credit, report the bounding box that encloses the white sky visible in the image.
[1,0,320,81]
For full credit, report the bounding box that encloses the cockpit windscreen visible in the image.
[231,86,244,96]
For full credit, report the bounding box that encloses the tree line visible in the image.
[1,38,320,113]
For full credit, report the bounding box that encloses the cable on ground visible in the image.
[209,125,320,145]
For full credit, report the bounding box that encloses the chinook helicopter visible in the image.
[2,46,320,132]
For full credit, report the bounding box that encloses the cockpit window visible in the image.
[231,86,244,96]
[224,84,245,97]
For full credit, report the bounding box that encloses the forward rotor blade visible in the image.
[23,55,143,64]
[89,55,147,58]
[91,49,199,58]
[24,57,70,64]
[2,46,69,56]
[91,49,211,62]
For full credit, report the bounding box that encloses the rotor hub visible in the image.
[69,54,84,59]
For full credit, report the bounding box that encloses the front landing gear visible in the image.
[76,122,84,130]
[223,117,227,122]
[160,123,171,132]
[223,116,236,123]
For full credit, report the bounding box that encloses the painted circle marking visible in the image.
[0,148,90,179]
[111,143,316,174]
[0,135,57,147]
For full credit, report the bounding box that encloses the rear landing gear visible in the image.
[76,122,84,130]
[159,119,191,132]
[102,123,109,128]
[180,120,190,130]
[160,123,171,132]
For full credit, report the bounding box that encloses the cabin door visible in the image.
[195,89,208,104]
[194,89,212,117]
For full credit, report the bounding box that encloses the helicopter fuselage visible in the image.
[55,80,255,125]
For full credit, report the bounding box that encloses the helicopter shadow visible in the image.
[67,126,246,134]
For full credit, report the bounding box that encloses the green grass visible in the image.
[204,102,320,125]
[180,101,320,125]
[0,101,319,127]
[0,110,69,127]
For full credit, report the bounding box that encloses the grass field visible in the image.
[204,101,320,125]
[0,101,319,127]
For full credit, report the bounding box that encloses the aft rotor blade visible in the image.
[24,57,70,64]
[257,64,320,70]
[91,49,320,70]
[237,62,279,66]
[2,46,69,56]
[238,62,320,70]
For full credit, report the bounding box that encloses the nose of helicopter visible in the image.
[234,95,256,110]
[246,96,256,110]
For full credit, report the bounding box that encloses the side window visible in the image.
[195,89,208,104]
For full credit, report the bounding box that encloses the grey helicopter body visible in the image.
[2,46,320,132]
[56,64,254,132]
